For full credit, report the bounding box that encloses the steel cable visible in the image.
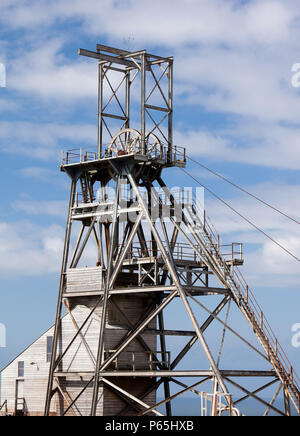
[172,146,299,225]
[180,168,300,263]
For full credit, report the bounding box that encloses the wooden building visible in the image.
[0,298,156,416]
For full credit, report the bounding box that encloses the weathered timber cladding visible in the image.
[103,378,156,416]
[0,323,57,415]
[66,267,103,293]
[57,379,103,416]
[1,295,158,416]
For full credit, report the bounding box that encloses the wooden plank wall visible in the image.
[66,267,103,293]
[1,292,158,416]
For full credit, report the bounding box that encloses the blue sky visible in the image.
[0,0,300,397]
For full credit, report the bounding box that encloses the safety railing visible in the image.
[132,351,170,371]
[184,194,220,248]
[121,240,243,266]
[102,140,168,160]
[73,183,142,207]
[219,243,243,263]
[200,392,240,417]
[198,214,300,399]
[74,192,97,206]
[104,350,170,371]
[122,241,201,262]
[158,187,183,206]
[185,194,300,408]
[172,242,203,262]
[231,266,300,393]
[122,242,158,260]
[61,146,99,165]
[61,143,186,166]
[173,242,242,265]
[167,144,186,164]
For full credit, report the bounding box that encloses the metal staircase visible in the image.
[79,175,90,203]
[45,43,299,416]
[184,198,300,414]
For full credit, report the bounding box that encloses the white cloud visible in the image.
[1,1,295,47]
[7,38,97,100]
[175,129,231,161]
[17,166,69,190]
[244,235,300,287]
[0,0,299,288]
[198,181,300,287]
[262,235,300,269]
[0,221,64,276]
[0,98,17,112]
[18,167,53,179]
[18,166,57,180]
[0,218,100,277]
[175,122,300,170]
[13,200,67,218]
[173,45,300,123]
[2,1,300,172]
[204,180,300,234]
[0,1,299,169]
[6,37,134,106]
[0,121,96,159]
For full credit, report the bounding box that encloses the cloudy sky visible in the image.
[0,0,299,381]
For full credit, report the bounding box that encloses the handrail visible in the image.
[61,142,186,166]
[104,350,170,371]
[120,240,242,265]
[198,211,300,403]
[200,392,238,416]
[184,195,300,410]
[0,400,7,413]
[232,266,300,390]
[188,193,220,247]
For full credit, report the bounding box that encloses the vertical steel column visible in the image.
[44,179,76,416]
[128,173,229,398]
[97,62,103,159]
[168,60,173,163]
[158,311,172,416]
[284,388,291,416]
[125,69,130,129]
[141,54,146,155]
[91,176,121,416]
[97,220,104,267]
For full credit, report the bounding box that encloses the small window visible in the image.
[46,336,53,363]
[18,361,24,378]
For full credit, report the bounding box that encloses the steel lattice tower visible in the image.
[45,44,300,417]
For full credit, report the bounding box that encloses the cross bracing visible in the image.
[44,45,300,417]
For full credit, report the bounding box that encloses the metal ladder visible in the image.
[80,175,90,203]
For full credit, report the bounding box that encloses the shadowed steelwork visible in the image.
[44,44,300,417]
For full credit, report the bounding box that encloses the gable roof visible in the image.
[1,304,99,374]
[1,317,57,373]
